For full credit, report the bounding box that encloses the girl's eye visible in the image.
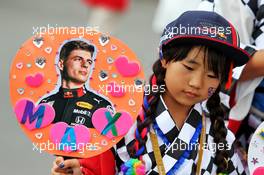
[183,64,194,71]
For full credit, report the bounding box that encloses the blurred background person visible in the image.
[81,0,130,34]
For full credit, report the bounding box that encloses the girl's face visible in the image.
[161,46,220,107]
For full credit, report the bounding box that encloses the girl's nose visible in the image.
[188,73,203,89]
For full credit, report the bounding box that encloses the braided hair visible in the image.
[129,60,166,157]
[129,42,233,173]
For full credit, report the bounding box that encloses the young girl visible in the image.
[51,11,250,175]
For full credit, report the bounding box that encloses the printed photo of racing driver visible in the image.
[40,39,114,128]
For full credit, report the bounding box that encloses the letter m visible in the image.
[20,100,45,129]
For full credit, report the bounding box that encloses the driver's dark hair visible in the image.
[59,40,95,61]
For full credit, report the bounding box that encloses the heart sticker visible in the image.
[134,78,145,88]
[33,37,44,48]
[115,56,140,77]
[25,73,44,88]
[14,99,55,130]
[44,47,52,54]
[99,70,109,81]
[99,34,110,46]
[17,88,25,95]
[107,57,114,64]
[16,62,23,69]
[92,108,133,139]
[128,99,136,106]
[111,44,117,51]
[35,132,43,139]
[50,122,91,152]
[35,57,46,69]
[25,50,31,56]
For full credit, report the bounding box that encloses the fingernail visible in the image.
[58,162,64,168]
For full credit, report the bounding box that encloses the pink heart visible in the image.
[16,62,23,69]
[115,56,140,77]
[25,73,44,87]
[45,47,52,54]
[92,108,133,139]
[14,99,55,130]
[253,167,264,175]
[50,122,91,152]
[107,82,125,97]
[111,44,117,51]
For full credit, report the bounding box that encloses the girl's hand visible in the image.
[51,156,82,175]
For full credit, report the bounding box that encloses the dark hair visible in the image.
[59,40,95,61]
[129,42,233,174]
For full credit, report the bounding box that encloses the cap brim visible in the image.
[162,35,251,67]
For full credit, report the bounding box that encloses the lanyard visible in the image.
[150,114,206,175]
[196,113,206,175]
[150,131,166,175]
